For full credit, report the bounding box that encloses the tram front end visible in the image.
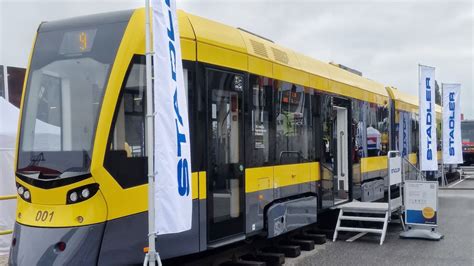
[9,9,152,265]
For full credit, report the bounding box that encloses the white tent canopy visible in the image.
[0,97,19,255]
[0,96,62,255]
[0,97,20,148]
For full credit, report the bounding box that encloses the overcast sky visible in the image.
[1,0,473,118]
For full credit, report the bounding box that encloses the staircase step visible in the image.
[337,227,383,234]
[340,216,386,222]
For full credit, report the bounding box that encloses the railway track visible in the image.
[163,226,329,266]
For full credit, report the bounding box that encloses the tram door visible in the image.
[206,69,245,243]
[334,106,349,204]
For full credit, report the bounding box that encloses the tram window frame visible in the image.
[104,57,195,188]
[320,94,333,166]
[366,103,388,157]
[104,55,147,188]
[246,74,275,168]
[352,99,368,161]
[274,80,314,165]
[312,92,320,162]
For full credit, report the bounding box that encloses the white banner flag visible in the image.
[152,0,192,234]
[442,83,463,164]
[418,65,438,171]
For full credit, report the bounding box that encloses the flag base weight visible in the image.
[400,227,444,240]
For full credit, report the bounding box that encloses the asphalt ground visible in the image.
[1,178,473,266]
[448,177,474,189]
[288,178,474,266]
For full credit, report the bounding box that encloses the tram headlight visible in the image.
[17,186,24,195]
[66,183,99,204]
[81,188,90,198]
[16,183,31,202]
[69,192,78,202]
[23,190,31,200]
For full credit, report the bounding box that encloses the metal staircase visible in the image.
[332,151,410,245]
[332,202,390,245]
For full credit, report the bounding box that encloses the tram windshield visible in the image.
[17,21,127,179]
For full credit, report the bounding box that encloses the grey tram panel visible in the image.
[266,196,317,238]
[361,179,385,202]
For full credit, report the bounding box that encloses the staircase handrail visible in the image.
[402,157,426,181]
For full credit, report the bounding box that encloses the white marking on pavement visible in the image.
[448,178,465,188]
[346,232,368,242]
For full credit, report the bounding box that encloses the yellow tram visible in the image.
[9,8,442,264]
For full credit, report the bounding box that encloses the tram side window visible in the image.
[275,81,314,164]
[366,103,389,156]
[320,94,333,166]
[104,56,147,188]
[352,99,368,161]
[247,75,274,167]
[378,104,389,155]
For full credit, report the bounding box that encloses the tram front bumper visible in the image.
[8,222,105,266]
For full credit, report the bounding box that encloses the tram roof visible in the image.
[388,86,442,115]
[176,10,389,104]
[388,87,419,113]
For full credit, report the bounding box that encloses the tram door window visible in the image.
[104,56,147,188]
[366,103,389,156]
[320,95,335,208]
[351,100,368,197]
[206,69,245,242]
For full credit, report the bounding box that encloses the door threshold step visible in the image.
[208,234,246,249]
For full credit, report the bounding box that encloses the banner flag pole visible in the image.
[144,0,160,265]
[440,83,448,187]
